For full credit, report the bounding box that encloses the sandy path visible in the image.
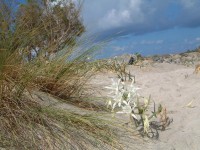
[90,63,200,150]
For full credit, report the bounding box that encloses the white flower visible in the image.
[128,80,141,94]
[118,105,132,114]
[126,81,140,102]
[112,92,123,110]
[105,79,122,95]
[117,101,138,120]
[105,79,139,117]
[106,99,112,108]
[105,79,125,110]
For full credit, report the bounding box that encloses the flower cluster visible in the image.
[105,79,150,134]
[105,78,172,139]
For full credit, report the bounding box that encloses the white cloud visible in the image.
[156,40,164,44]
[184,39,193,44]
[97,0,143,30]
[98,9,131,29]
[196,37,200,41]
[184,37,200,44]
[140,40,163,45]
[180,0,197,8]
[112,46,126,51]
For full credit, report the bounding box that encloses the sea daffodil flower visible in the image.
[117,101,138,120]
[105,79,122,95]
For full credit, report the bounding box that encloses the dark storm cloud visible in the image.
[82,0,200,40]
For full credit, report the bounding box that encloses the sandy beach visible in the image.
[89,61,200,150]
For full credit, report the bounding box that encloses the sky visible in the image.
[82,0,200,58]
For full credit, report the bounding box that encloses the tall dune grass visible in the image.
[0,1,120,149]
[0,32,120,150]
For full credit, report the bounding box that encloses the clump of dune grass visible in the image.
[0,33,121,150]
[0,0,121,149]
